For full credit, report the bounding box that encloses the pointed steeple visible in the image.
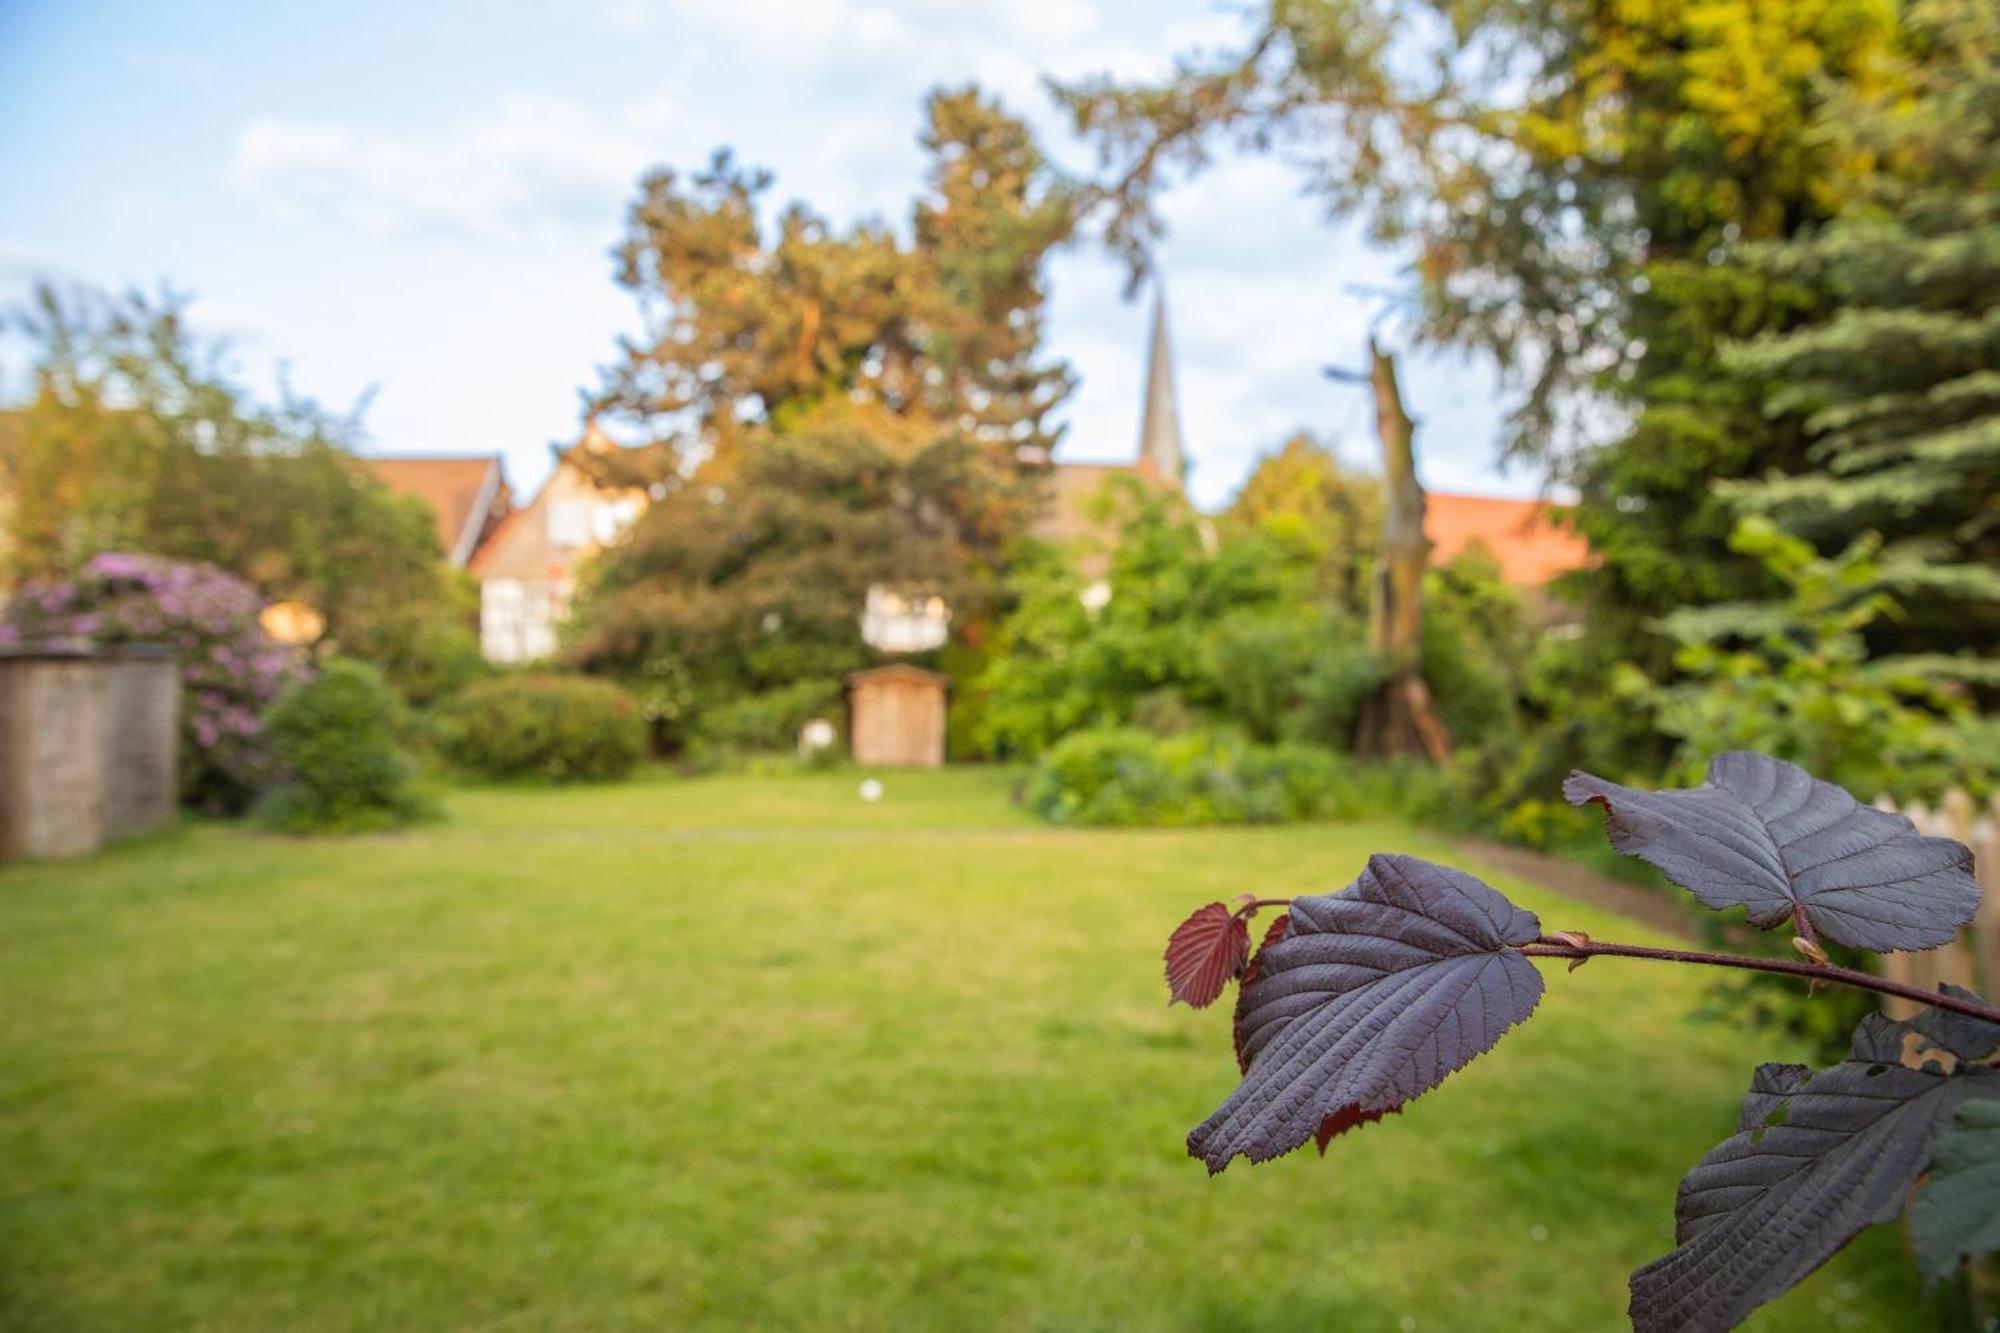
[1137,286,1187,485]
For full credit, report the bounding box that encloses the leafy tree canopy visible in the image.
[1219,431,1380,606]
[571,88,1079,751]
[0,283,479,703]
[592,86,1075,467]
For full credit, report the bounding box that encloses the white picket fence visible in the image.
[1878,791,2000,1017]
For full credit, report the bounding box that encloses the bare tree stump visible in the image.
[1354,340,1450,763]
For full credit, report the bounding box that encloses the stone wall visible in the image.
[0,647,179,860]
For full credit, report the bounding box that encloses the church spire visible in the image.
[1137,285,1186,484]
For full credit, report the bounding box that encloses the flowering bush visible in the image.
[0,552,304,810]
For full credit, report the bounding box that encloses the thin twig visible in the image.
[1521,936,2000,1026]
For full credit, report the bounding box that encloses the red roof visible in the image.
[363,455,505,565]
[1424,493,1590,585]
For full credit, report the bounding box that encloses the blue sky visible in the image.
[0,0,1538,509]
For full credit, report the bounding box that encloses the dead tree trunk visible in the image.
[1353,340,1451,763]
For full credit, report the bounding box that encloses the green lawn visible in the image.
[0,767,1934,1331]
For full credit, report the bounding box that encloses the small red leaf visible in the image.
[1315,1102,1401,1153]
[1234,912,1290,1073]
[1165,903,1251,1009]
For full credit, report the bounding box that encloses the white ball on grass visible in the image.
[858,778,884,803]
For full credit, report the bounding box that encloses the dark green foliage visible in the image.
[256,659,428,834]
[1912,1097,2000,1283]
[692,679,843,760]
[438,675,646,783]
[982,481,1522,762]
[1640,519,2000,803]
[1720,0,2000,672]
[570,419,1014,755]
[1025,728,1347,828]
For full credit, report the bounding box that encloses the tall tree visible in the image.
[593,86,1073,468]
[1717,0,2000,678]
[0,284,480,701]
[572,88,1078,746]
[1329,342,1449,760]
[1057,0,1902,774]
[1222,430,1380,608]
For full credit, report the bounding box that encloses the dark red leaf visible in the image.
[1315,1103,1399,1153]
[1234,913,1290,1073]
[1164,902,1251,1009]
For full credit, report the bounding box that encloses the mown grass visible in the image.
[0,766,1935,1330]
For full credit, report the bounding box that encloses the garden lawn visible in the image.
[0,767,1936,1331]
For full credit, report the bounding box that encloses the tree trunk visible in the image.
[1354,340,1451,763]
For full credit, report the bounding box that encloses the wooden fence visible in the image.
[1879,790,2000,1017]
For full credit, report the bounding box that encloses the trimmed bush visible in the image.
[1025,727,1350,827]
[256,659,428,833]
[439,674,646,782]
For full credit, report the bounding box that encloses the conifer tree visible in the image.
[1719,0,1999,675]
[571,88,1077,745]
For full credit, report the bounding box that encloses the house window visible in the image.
[592,498,641,544]
[547,501,591,549]
[480,578,565,663]
[860,585,950,653]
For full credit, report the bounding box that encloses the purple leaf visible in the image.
[1914,984,2000,1063]
[1164,903,1250,1009]
[1233,912,1290,1074]
[1565,751,1978,952]
[1189,854,1543,1173]
[1630,1018,1971,1333]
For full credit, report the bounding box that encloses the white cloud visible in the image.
[230,93,682,243]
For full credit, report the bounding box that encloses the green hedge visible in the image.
[438,674,646,782]
[1026,727,1365,827]
[256,658,429,833]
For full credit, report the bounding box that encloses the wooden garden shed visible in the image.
[846,664,947,768]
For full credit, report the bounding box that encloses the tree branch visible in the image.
[1521,936,2000,1027]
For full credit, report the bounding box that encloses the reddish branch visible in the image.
[1226,895,2000,1026]
[1521,936,2000,1027]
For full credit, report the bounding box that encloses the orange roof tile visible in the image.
[1424,492,1590,585]
[364,455,505,566]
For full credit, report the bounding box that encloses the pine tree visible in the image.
[1718,0,1999,676]
[571,89,1077,746]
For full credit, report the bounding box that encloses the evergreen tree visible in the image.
[1718,0,1999,676]
[592,86,1072,467]
[1057,0,1901,774]
[571,88,1077,749]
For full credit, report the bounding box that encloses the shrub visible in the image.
[1025,727,1347,827]
[438,674,646,782]
[256,659,427,833]
[694,678,843,755]
[0,552,305,811]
